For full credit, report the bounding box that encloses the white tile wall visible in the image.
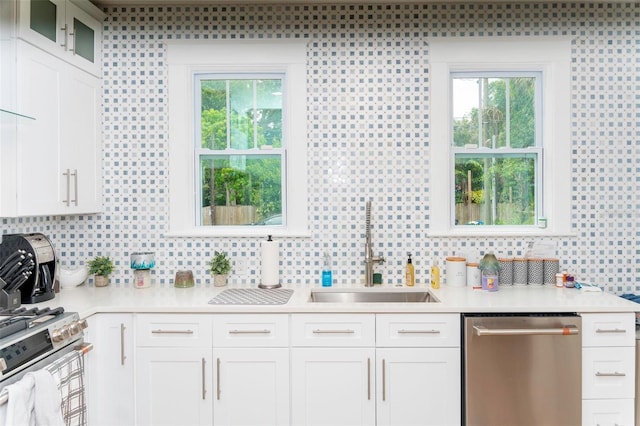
[3,2,639,293]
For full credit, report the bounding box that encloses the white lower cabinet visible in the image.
[84,314,134,426]
[136,347,213,426]
[376,348,461,426]
[213,348,289,426]
[212,314,289,426]
[581,313,636,426]
[135,314,213,426]
[291,313,461,426]
[582,399,634,426]
[291,347,376,426]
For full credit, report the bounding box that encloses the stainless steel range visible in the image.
[0,306,87,387]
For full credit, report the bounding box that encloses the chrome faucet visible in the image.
[364,199,385,287]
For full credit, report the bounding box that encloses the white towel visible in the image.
[5,373,35,426]
[1,369,64,426]
[32,370,64,426]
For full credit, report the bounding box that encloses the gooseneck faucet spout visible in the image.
[364,200,385,287]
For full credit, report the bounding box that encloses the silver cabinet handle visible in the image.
[312,329,355,334]
[63,169,71,206]
[595,371,626,377]
[201,358,207,400]
[367,358,371,401]
[228,329,271,334]
[474,325,579,336]
[71,169,78,206]
[120,323,126,365]
[151,329,194,334]
[382,359,386,401]
[60,24,68,50]
[595,328,626,334]
[216,357,221,400]
[397,329,441,334]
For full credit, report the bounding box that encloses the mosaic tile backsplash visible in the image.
[3,2,639,293]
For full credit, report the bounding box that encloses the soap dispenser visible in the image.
[322,252,333,287]
[431,258,441,289]
[405,253,415,286]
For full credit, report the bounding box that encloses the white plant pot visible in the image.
[213,274,228,287]
[94,275,110,287]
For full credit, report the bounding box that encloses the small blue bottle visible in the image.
[322,252,332,287]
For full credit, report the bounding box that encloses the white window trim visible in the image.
[166,40,309,237]
[429,37,572,237]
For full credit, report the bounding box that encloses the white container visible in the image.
[466,262,481,287]
[446,257,467,287]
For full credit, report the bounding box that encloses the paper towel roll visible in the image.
[261,238,280,287]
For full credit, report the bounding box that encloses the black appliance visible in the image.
[0,233,57,304]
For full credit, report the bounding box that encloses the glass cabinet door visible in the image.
[18,0,101,77]
[73,17,94,64]
[29,0,59,43]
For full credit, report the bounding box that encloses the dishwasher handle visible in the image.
[473,324,579,336]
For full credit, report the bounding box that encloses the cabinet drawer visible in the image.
[581,313,635,347]
[212,314,288,347]
[136,314,212,347]
[376,314,460,347]
[291,314,375,347]
[582,398,634,426]
[582,347,635,399]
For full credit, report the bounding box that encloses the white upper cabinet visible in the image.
[17,0,102,77]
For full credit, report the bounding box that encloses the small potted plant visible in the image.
[208,251,232,287]
[88,256,115,287]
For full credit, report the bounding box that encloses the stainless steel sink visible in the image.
[309,290,439,303]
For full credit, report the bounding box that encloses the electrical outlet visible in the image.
[234,258,247,276]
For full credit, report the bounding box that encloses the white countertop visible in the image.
[37,283,640,318]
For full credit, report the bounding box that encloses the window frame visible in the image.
[167,40,308,237]
[429,37,572,237]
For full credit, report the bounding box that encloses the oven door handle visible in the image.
[0,342,93,406]
[473,325,579,336]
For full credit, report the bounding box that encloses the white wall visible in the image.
[3,2,639,293]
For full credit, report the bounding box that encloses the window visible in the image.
[452,73,541,226]
[196,76,284,227]
[429,37,571,236]
[167,40,308,237]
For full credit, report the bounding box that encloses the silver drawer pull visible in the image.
[312,329,355,334]
[151,329,194,335]
[228,329,271,335]
[595,328,626,334]
[595,371,626,377]
[397,329,441,334]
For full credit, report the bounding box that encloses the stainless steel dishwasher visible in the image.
[462,313,582,426]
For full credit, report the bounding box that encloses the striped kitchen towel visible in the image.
[47,350,87,426]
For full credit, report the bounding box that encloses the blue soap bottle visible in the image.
[322,252,333,287]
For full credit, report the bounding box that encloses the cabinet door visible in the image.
[582,398,634,426]
[213,348,289,426]
[14,40,62,216]
[17,0,102,77]
[291,347,375,426]
[17,0,66,53]
[60,63,101,213]
[84,314,134,426]
[136,347,213,426]
[582,346,635,400]
[376,348,461,426]
[62,1,101,76]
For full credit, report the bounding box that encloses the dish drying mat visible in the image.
[208,288,294,305]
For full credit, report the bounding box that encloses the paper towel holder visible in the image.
[258,282,282,289]
[259,235,282,289]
